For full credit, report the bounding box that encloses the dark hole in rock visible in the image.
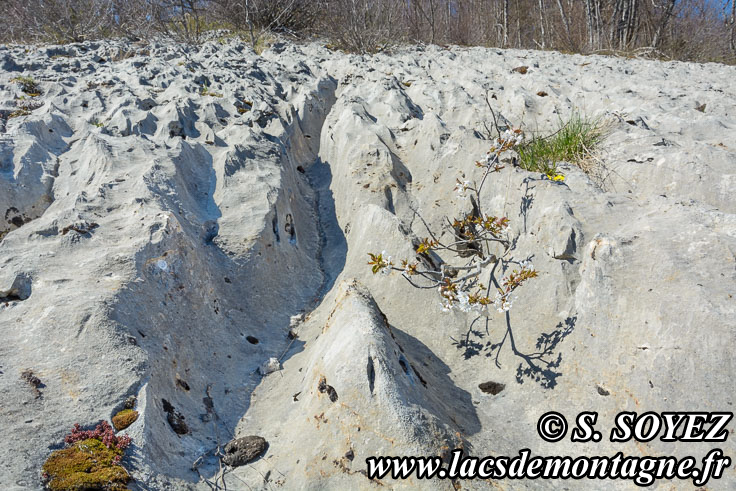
[203,395,214,412]
[246,336,259,345]
[272,215,280,243]
[140,99,157,111]
[162,398,189,434]
[224,277,231,283]
[21,369,43,398]
[479,381,505,395]
[223,435,268,467]
[124,395,136,409]
[284,213,296,244]
[317,375,338,402]
[367,357,375,395]
[345,449,354,461]
[5,207,24,229]
[61,222,99,236]
[397,354,410,374]
[175,375,190,391]
[597,385,610,396]
[411,362,427,387]
[203,220,219,243]
[296,165,305,173]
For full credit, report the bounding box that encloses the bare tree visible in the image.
[112,0,157,40]
[409,0,440,44]
[651,0,677,48]
[503,0,510,46]
[5,0,115,42]
[611,0,640,49]
[537,0,547,48]
[585,0,598,49]
[555,0,573,48]
[730,0,736,52]
[211,0,318,47]
[153,0,210,44]
[317,0,404,53]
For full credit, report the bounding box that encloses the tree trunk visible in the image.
[503,0,509,47]
[652,0,676,48]
[538,0,546,48]
[611,0,639,49]
[730,0,736,53]
[610,0,621,48]
[555,0,571,48]
[585,0,596,49]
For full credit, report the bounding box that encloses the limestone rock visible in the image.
[0,38,734,490]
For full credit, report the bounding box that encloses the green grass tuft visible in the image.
[517,112,605,174]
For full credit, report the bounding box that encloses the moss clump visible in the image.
[11,76,41,96]
[112,409,138,431]
[8,107,32,119]
[42,438,130,491]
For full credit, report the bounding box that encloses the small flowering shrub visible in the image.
[369,128,538,315]
[42,421,131,491]
[64,420,132,451]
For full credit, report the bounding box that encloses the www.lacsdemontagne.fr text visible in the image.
[365,448,731,487]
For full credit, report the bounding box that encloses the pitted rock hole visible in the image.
[479,381,505,395]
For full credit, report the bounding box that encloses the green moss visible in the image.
[112,409,138,431]
[42,439,130,491]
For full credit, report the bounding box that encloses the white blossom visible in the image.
[457,291,472,312]
[519,260,534,271]
[378,250,393,275]
[493,291,514,313]
[440,300,454,313]
[454,180,472,200]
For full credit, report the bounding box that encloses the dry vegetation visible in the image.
[1,0,735,63]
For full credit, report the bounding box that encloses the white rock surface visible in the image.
[0,39,734,490]
[258,357,281,376]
